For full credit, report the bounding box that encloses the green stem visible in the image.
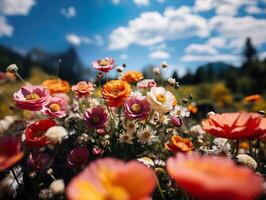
[15,72,27,85]
[156,177,165,200]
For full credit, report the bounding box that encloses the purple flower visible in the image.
[171,116,183,127]
[67,147,89,167]
[125,96,151,120]
[91,57,116,73]
[84,107,108,129]
[27,152,50,172]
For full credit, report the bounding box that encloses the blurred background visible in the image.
[0,0,266,117]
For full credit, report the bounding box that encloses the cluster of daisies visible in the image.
[0,58,265,200]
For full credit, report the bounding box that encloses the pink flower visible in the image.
[137,79,157,89]
[91,57,116,73]
[53,93,70,104]
[42,96,68,118]
[171,116,183,127]
[84,107,108,129]
[66,158,156,200]
[67,147,89,168]
[125,96,151,120]
[71,81,95,98]
[13,85,50,111]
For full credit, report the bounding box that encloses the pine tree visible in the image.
[243,37,257,63]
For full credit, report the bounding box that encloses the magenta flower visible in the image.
[125,96,151,120]
[27,152,50,172]
[71,81,95,98]
[91,57,116,73]
[171,116,183,127]
[84,107,108,129]
[137,79,157,89]
[13,85,50,111]
[67,146,89,167]
[42,96,68,118]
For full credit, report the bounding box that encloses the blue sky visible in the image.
[0,0,266,77]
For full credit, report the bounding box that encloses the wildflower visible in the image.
[119,131,134,144]
[6,64,18,73]
[101,80,131,107]
[243,94,262,103]
[161,61,168,68]
[147,87,175,113]
[0,116,17,134]
[137,79,157,89]
[153,67,160,75]
[27,152,50,172]
[202,112,266,139]
[88,98,100,107]
[167,153,264,200]
[84,107,108,129]
[67,146,89,168]
[171,116,183,127]
[137,126,157,145]
[212,138,231,155]
[13,85,50,111]
[237,154,257,169]
[0,136,24,171]
[42,96,68,118]
[92,57,116,73]
[170,105,190,118]
[25,119,57,148]
[124,95,151,120]
[45,126,68,144]
[189,124,206,136]
[42,79,70,94]
[0,166,23,198]
[71,81,94,98]
[53,92,70,104]
[50,179,65,194]
[167,77,176,85]
[121,71,144,83]
[66,158,156,200]
[122,120,138,134]
[165,135,193,153]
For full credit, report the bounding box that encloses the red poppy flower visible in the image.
[202,112,266,139]
[25,119,57,148]
[0,136,24,171]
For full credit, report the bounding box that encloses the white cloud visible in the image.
[185,44,218,55]
[0,16,13,37]
[0,0,35,15]
[112,0,121,5]
[109,6,209,50]
[66,34,104,46]
[119,54,128,60]
[60,6,76,18]
[133,0,149,6]
[245,6,266,14]
[181,54,240,63]
[259,52,266,60]
[158,0,165,3]
[150,43,167,51]
[149,50,170,59]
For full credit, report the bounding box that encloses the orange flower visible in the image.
[0,136,24,171]
[167,153,263,200]
[188,104,198,114]
[202,112,266,139]
[165,135,193,153]
[243,94,263,103]
[121,71,144,83]
[101,80,131,107]
[42,79,70,94]
[66,158,156,200]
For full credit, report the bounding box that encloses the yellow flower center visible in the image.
[99,59,109,66]
[49,103,61,112]
[78,82,89,90]
[131,103,141,113]
[156,94,166,103]
[25,93,41,100]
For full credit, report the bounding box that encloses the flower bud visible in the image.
[171,116,183,127]
[49,179,65,194]
[97,72,104,79]
[160,61,168,68]
[6,64,18,73]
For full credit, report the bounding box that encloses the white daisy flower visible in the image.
[212,138,231,155]
[137,126,158,145]
[137,157,155,167]
[88,98,100,107]
[170,105,190,118]
[122,120,138,134]
[118,131,134,144]
[167,77,176,85]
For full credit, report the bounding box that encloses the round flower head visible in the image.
[25,119,57,148]
[121,71,144,83]
[84,107,108,129]
[101,80,131,107]
[45,126,68,144]
[124,95,151,120]
[67,146,89,168]
[0,136,24,171]
[42,79,70,94]
[167,153,264,200]
[92,57,116,73]
[13,85,50,111]
[137,79,157,89]
[66,158,156,200]
[165,135,193,153]
[146,87,175,113]
[202,112,266,139]
[71,81,95,98]
[42,96,68,118]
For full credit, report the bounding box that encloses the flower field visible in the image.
[0,59,265,200]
